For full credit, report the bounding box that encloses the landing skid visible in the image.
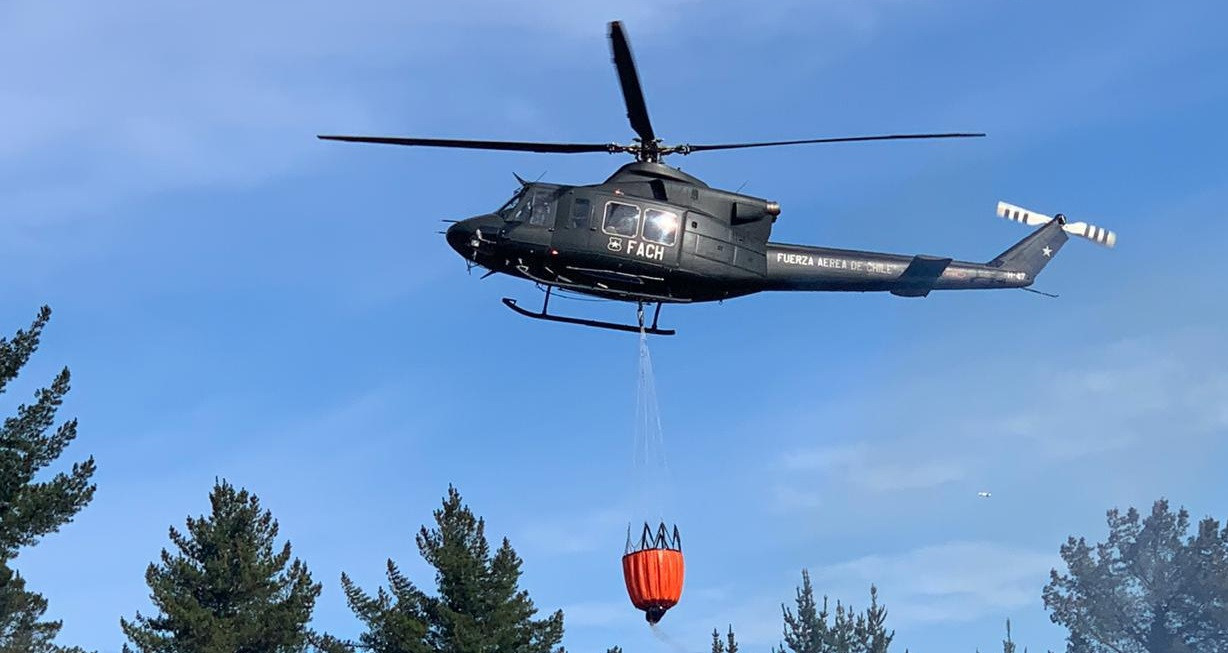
[501,287,675,336]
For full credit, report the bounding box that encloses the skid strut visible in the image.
[635,301,664,333]
[501,287,675,335]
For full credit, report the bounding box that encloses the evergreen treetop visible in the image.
[773,570,894,653]
[120,479,324,653]
[0,305,96,558]
[1044,498,1228,653]
[0,306,97,652]
[711,625,738,653]
[338,484,565,653]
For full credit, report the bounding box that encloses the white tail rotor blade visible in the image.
[996,201,1052,226]
[1064,221,1117,248]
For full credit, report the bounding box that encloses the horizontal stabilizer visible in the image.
[996,201,1117,248]
[891,255,953,297]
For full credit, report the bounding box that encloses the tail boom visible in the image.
[759,201,1112,297]
[763,243,1032,295]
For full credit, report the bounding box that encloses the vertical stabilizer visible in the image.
[988,219,1069,278]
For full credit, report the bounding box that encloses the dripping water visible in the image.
[632,323,672,526]
[650,623,697,653]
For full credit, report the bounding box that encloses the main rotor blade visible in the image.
[608,21,656,143]
[678,132,986,153]
[317,135,613,154]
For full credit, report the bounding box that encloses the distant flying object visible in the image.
[978,491,992,498]
[319,21,1117,336]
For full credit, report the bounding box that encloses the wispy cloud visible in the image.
[114,381,427,487]
[0,0,966,227]
[770,325,1228,512]
[559,600,630,627]
[0,0,697,216]
[987,328,1228,459]
[808,541,1057,627]
[516,506,629,555]
[772,485,826,512]
[937,4,1221,143]
[782,443,968,492]
[2,2,396,221]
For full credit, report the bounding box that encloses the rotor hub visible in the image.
[617,139,698,163]
[625,138,665,163]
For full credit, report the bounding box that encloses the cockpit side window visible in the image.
[511,188,556,227]
[529,191,553,226]
[602,201,640,237]
[570,198,592,228]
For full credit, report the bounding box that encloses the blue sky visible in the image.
[2,1,1226,651]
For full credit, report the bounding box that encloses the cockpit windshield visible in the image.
[500,185,559,227]
[496,187,526,218]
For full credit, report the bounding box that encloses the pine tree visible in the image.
[0,564,56,652]
[0,306,97,651]
[773,570,895,653]
[856,586,892,653]
[336,484,564,653]
[832,600,856,653]
[0,563,87,653]
[1043,498,1228,652]
[776,569,829,653]
[120,479,324,652]
[711,625,738,653]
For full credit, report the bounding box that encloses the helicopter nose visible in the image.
[446,215,500,259]
[445,220,474,256]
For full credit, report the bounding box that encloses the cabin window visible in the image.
[570,198,591,228]
[602,201,640,237]
[642,208,679,246]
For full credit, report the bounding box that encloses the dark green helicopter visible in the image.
[319,21,1116,335]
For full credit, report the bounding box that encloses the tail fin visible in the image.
[988,219,1069,278]
[988,201,1117,278]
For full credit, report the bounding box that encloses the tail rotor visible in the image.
[995,201,1117,248]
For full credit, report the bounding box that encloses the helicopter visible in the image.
[318,21,1116,336]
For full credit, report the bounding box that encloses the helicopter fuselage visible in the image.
[444,161,1035,306]
[447,162,775,304]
